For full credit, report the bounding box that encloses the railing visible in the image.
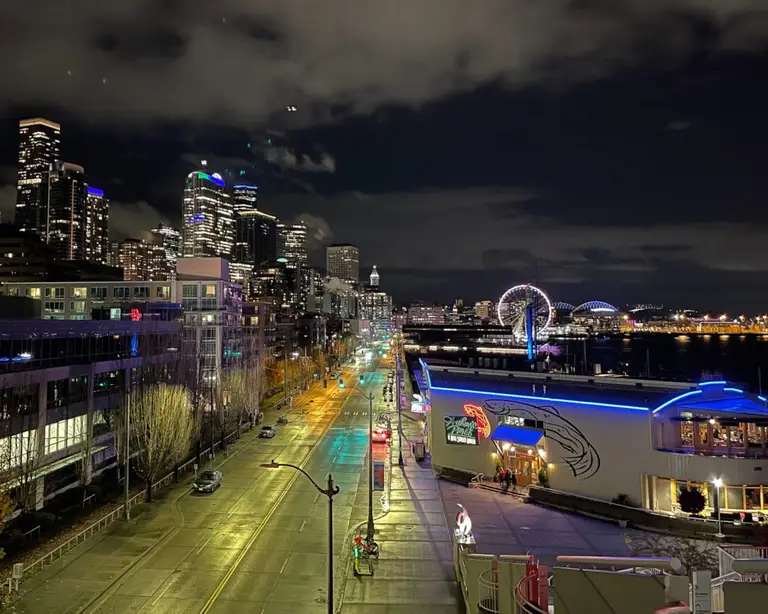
[477,568,498,613]
[654,445,768,460]
[470,473,484,486]
[514,571,548,614]
[18,422,247,580]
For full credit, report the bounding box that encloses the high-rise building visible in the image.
[85,186,109,265]
[369,265,380,287]
[326,243,359,285]
[232,184,259,213]
[113,238,149,281]
[15,118,61,237]
[234,210,277,266]
[407,303,446,325]
[277,222,308,268]
[45,162,88,261]
[150,223,181,280]
[181,169,234,259]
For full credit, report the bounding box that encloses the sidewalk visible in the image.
[339,406,462,613]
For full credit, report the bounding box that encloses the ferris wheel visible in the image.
[497,284,553,338]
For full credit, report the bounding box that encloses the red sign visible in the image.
[463,404,491,439]
[130,308,142,322]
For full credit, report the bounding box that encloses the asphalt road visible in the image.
[14,362,388,614]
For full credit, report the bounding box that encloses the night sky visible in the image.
[0,1,767,310]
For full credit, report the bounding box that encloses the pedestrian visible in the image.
[509,471,517,492]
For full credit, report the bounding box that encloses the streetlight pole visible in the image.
[395,341,404,467]
[261,461,339,614]
[714,478,724,538]
[366,388,375,542]
[124,389,130,520]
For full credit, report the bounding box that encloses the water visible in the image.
[552,334,768,391]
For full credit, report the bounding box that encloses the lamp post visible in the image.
[261,461,339,614]
[341,376,376,542]
[395,342,404,467]
[713,478,725,538]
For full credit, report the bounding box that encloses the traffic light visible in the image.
[339,379,345,388]
[360,375,366,385]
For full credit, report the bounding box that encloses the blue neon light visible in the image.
[760,396,767,403]
[430,385,649,412]
[699,380,726,387]
[197,172,225,187]
[652,389,702,414]
[419,358,432,389]
[234,184,258,190]
[87,186,104,197]
[723,387,744,394]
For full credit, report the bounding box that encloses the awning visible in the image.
[489,425,544,447]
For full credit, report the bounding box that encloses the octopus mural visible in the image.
[482,398,601,480]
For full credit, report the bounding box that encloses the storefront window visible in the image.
[726,487,744,510]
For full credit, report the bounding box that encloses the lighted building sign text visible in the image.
[463,404,491,439]
[445,415,478,445]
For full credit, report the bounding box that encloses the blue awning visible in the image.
[489,425,543,447]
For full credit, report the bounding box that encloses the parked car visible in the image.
[372,426,392,444]
[260,425,277,438]
[193,470,223,493]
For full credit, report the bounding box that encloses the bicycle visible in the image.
[354,536,380,559]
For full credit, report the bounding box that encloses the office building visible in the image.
[112,238,149,281]
[234,209,277,266]
[475,301,492,321]
[181,169,234,259]
[277,222,308,268]
[326,244,359,285]
[369,265,380,287]
[407,302,446,325]
[85,187,109,265]
[232,184,259,213]
[45,162,88,261]
[15,118,61,237]
[150,223,181,280]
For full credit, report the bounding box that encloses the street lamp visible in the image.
[713,478,725,538]
[395,342,404,467]
[339,376,376,542]
[261,461,339,614]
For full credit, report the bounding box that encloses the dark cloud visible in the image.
[1,1,766,126]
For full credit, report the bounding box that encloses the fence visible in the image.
[18,422,247,580]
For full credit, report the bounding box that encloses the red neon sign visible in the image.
[463,404,491,439]
[130,308,142,322]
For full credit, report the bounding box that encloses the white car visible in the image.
[259,425,276,438]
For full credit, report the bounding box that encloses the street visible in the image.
[13,363,384,613]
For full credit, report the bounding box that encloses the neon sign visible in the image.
[130,308,142,322]
[456,504,472,539]
[463,404,491,439]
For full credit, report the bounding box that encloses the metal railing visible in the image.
[477,568,498,613]
[18,422,247,580]
[514,570,548,614]
[470,473,484,486]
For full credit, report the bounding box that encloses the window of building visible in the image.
[203,284,217,297]
[113,286,130,299]
[70,287,87,298]
[70,301,86,313]
[44,301,65,313]
[25,288,41,299]
[133,286,150,298]
[44,415,87,455]
[156,285,171,299]
[90,286,107,300]
[6,287,19,297]
[44,287,64,299]
[182,284,198,298]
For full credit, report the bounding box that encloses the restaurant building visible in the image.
[420,360,768,516]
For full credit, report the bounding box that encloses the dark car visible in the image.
[193,470,223,493]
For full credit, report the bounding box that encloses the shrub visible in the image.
[538,467,550,488]
[678,486,707,515]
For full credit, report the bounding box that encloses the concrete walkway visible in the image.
[340,407,463,614]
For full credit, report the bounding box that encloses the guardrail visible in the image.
[18,422,248,580]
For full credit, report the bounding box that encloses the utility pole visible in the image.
[366,389,375,541]
[396,341,404,467]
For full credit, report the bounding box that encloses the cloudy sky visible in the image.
[0,1,767,309]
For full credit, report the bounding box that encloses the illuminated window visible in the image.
[70,301,86,313]
[70,287,87,298]
[156,285,171,298]
[203,284,217,297]
[44,287,64,298]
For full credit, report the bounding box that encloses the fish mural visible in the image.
[482,398,601,480]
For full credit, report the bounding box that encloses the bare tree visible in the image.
[217,369,246,448]
[129,384,194,502]
[626,533,719,575]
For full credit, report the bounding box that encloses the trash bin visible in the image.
[413,441,425,461]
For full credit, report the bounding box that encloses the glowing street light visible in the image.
[713,478,725,538]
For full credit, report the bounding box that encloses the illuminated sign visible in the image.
[87,187,104,197]
[444,415,478,445]
[463,404,491,439]
[130,308,142,322]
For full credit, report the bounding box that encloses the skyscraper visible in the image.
[181,169,234,259]
[45,162,87,260]
[15,118,61,237]
[234,209,277,266]
[151,223,181,280]
[369,265,380,287]
[326,244,359,285]
[112,238,149,281]
[277,222,308,268]
[85,186,109,264]
[232,184,259,213]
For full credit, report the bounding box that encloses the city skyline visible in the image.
[0,4,767,308]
